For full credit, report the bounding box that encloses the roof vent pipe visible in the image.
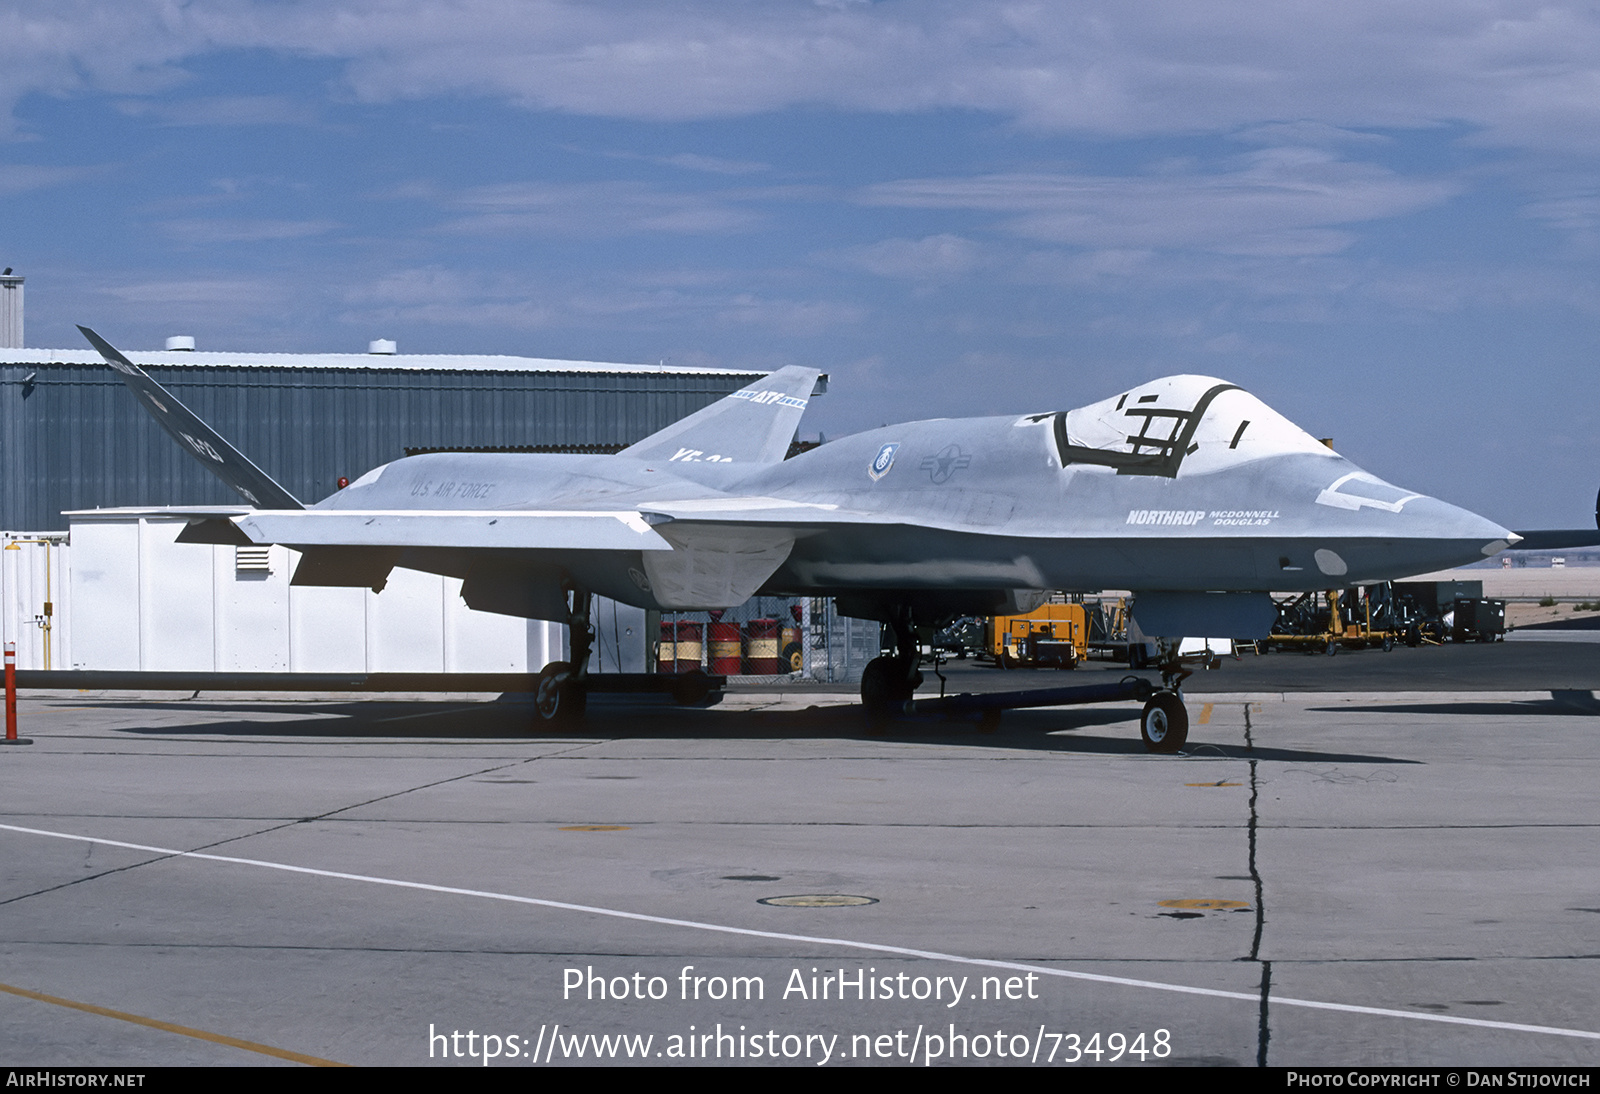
[165,336,195,351]
[368,339,397,355]
[0,271,22,349]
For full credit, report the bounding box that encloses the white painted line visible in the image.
[5,821,1596,1043]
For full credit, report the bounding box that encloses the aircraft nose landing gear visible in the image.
[853,607,1193,753]
[1139,691,1188,753]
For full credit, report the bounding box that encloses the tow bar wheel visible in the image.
[1140,691,1188,753]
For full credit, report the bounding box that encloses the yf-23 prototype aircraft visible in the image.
[79,326,1515,751]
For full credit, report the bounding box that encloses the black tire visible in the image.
[1140,692,1188,753]
[1382,633,1394,652]
[861,656,915,722]
[782,642,803,673]
[534,661,586,727]
[1326,638,1338,656]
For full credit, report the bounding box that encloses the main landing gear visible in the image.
[860,606,923,723]
[530,587,726,730]
[534,588,593,728]
[859,618,1194,754]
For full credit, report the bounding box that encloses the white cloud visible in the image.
[563,145,772,174]
[711,294,867,335]
[835,234,981,279]
[1230,122,1392,149]
[0,163,98,195]
[105,278,280,305]
[860,148,1456,253]
[159,217,339,243]
[340,265,866,336]
[1012,241,1600,321]
[657,153,770,175]
[5,2,1600,155]
[115,94,320,127]
[430,180,762,236]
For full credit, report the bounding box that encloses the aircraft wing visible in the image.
[82,506,674,552]
[236,509,672,551]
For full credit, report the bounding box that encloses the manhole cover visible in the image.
[758,894,878,907]
[723,875,781,882]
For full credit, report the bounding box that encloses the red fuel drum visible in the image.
[743,618,780,674]
[709,622,743,675]
[657,621,704,674]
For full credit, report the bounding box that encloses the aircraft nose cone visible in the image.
[1412,495,1514,550]
[1387,494,1517,573]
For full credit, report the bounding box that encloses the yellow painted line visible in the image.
[1160,899,1249,911]
[1196,702,1213,724]
[0,980,347,1067]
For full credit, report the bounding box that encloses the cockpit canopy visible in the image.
[1047,375,1337,478]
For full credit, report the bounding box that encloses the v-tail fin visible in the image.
[78,325,304,510]
[620,365,821,466]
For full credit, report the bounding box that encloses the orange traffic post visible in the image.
[3,642,33,746]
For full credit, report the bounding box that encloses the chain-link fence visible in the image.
[656,596,880,685]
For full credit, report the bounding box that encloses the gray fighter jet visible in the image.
[79,326,1516,750]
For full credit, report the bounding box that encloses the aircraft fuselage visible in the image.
[316,377,1510,615]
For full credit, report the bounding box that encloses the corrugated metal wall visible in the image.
[1,364,757,529]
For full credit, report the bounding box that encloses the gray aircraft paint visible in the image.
[77,329,1513,634]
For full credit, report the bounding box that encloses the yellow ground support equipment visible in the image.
[990,603,1088,669]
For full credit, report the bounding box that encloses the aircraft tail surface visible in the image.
[78,326,304,510]
[621,365,821,466]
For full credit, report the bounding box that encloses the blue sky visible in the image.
[3,1,1599,526]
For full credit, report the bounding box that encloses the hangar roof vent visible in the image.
[165,336,195,351]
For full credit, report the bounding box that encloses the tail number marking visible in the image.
[670,448,734,464]
[180,432,225,463]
